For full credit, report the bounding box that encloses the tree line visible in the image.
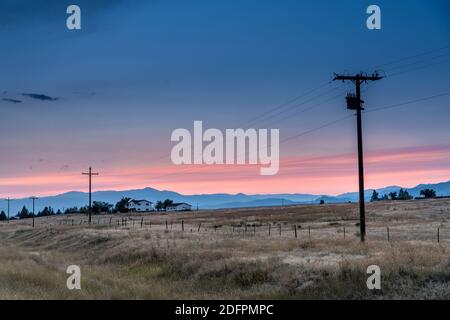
[1,206,63,220]
[63,197,177,215]
[370,188,437,202]
[0,197,178,221]
[0,189,440,221]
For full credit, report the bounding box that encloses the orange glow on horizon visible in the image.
[1,145,450,198]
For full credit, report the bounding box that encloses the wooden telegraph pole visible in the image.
[5,197,10,223]
[333,72,383,242]
[82,167,99,225]
[30,196,38,228]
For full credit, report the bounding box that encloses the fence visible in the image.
[1,214,448,244]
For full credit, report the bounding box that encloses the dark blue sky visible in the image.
[0,0,450,196]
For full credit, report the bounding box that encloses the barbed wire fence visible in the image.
[1,213,448,244]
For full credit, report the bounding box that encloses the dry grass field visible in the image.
[0,199,449,299]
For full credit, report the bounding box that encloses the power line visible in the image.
[264,91,344,128]
[281,89,450,144]
[148,45,450,184]
[140,45,450,166]
[269,52,450,127]
[244,44,450,129]
[99,45,450,185]
[382,51,450,74]
[365,90,450,114]
[362,44,450,72]
[255,87,344,127]
[139,84,342,165]
[280,115,353,144]
[135,88,450,186]
[386,57,450,78]
[239,81,332,128]
[265,80,378,129]
[147,89,450,184]
[214,46,450,131]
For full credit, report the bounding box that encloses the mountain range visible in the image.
[1,180,450,215]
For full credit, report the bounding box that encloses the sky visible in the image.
[0,0,450,198]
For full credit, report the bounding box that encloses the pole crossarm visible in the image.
[82,172,99,176]
[333,74,383,82]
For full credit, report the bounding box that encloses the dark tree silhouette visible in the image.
[162,199,174,209]
[155,201,163,211]
[115,197,131,213]
[64,207,79,214]
[37,206,55,217]
[388,192,398,201]
[420,189,437,199]
[92,201,113,214]
[370,190,380,202]
[398,188,413,201]
[18,206,30,219]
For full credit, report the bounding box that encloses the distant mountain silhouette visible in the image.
[1,181,449,215]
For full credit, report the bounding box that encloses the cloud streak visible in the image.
[2,98,22,103]
[22,93,59,101]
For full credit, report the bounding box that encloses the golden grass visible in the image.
[0,199,449,299]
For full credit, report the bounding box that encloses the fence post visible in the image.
[437,227,440,243]
[279,224,282,236]
[253,224,256,234]
[166,220,168,230]
[294,225,297,239]
[387,227,390,242]
[141,217,144,228]
[109,217,112,225]
[308,226,311,241]
[182,220,184,232]
[343,227,346,239]
[198,223,201,232]
[269,223,271,236]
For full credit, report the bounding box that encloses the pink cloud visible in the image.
[1,145,450,197]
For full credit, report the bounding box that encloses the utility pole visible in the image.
[333,72,383,242]
[30,196,38,228]
[4,197,10,223]
[82,167,99,225]
[1,198,11,223]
